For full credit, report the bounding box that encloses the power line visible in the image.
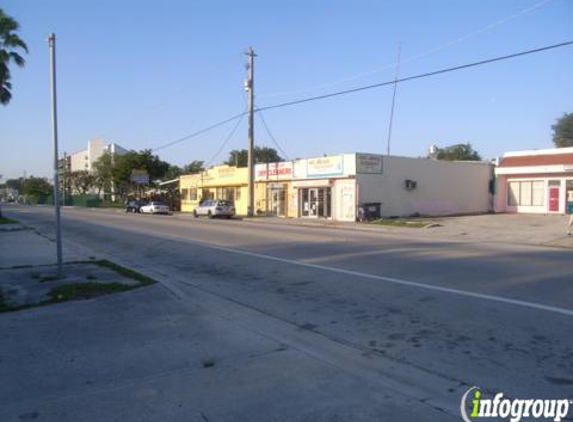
[257,109,290,160]
[203,110,247,169]
[151,40,571,154]
[259,0,556,99]
[257,40,573,113]
[152,111,247,152]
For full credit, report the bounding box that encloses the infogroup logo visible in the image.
[460,387,572,422]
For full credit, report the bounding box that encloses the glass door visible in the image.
[309,188,318,216]
[271,188,286,216]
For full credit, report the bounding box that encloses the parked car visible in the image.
[125,200,146,213]
[140,201,170,215]
[193,200,235,219]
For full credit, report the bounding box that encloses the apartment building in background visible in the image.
[66,138,127,173]
[59,138,128,199]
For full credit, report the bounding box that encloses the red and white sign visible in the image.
[256,162,293,181]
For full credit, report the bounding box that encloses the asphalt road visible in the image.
[4,206,573,419]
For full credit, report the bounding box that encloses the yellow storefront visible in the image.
[180,165,248,215]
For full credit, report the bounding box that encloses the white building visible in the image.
[495,147,573,215]
[67,138,127,172]
[255,153,494,221]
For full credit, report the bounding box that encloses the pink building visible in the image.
[495,147,573,214]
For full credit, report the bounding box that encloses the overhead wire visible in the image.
[152,111,247,152]
[257,108,290,160]
[150,40,572,153]
[259,0,556,99]
[203,109,247,169]
[257,41,573,113]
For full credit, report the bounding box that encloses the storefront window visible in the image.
[216,187,235,202]
[181,188,189,201]
[268,186,287,216]
[300,187,332,218]
[508,182,520,206]
[190,188,197,201]
[532,181,544,206]
[508,181,545,207]
[201,189,212,201]
[520,183,532,206]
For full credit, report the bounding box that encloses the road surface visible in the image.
[3,205,573,421]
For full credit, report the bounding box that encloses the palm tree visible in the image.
[0,8,28,105]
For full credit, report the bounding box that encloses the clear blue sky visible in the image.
[1,0,572,181]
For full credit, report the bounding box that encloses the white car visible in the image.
[140,201,170,215]
[193,200,235,219]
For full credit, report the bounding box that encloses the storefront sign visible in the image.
[267,183,284,189]
[307,156,343,177]
[130,169,149,184]
[256,162,293,180]
[357,154,383,174]
[217,167,236,178]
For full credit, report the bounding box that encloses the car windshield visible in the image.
[217,201,232,206]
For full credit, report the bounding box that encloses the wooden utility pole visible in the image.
[245,47,256,217]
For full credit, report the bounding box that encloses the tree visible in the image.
[92,152,115,197]
[165,165,183,180]
[226,149,248,167]
[69,170,95,195]
[183,160,204,174]
[225,147,283,167]
[552,113,573,148]
[22,176,52,203]
[437,143,482,161]
[5,177,23,192]
[0,8,28,105]
[110,150,170,199]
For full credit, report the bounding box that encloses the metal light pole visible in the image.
[245,47,256,217]
[49,33,63,276]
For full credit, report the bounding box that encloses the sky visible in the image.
[1,0,572,181]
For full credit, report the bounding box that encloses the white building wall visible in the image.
[357,156,492,217]
[69,149,88,172]
[87,138,106,171]
[334,179,357,221]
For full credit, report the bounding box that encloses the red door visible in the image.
[549,187,560,212]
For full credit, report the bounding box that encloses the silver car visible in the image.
[140,201,170,215]
[193,200,235,219]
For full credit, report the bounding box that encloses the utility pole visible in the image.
[245,47,256,217]
[49,33,63,276]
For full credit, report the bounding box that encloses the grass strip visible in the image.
[0,217,19,224]
[49,282,134,302]
[367,219,428,228]
[94,259,156,286]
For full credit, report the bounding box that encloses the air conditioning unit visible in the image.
[405,180,417,190]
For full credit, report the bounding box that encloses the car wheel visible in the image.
[226,215,232,219]
[208,211,213,219]
[193,210,198,218]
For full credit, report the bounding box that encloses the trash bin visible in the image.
[358,202,381,221]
